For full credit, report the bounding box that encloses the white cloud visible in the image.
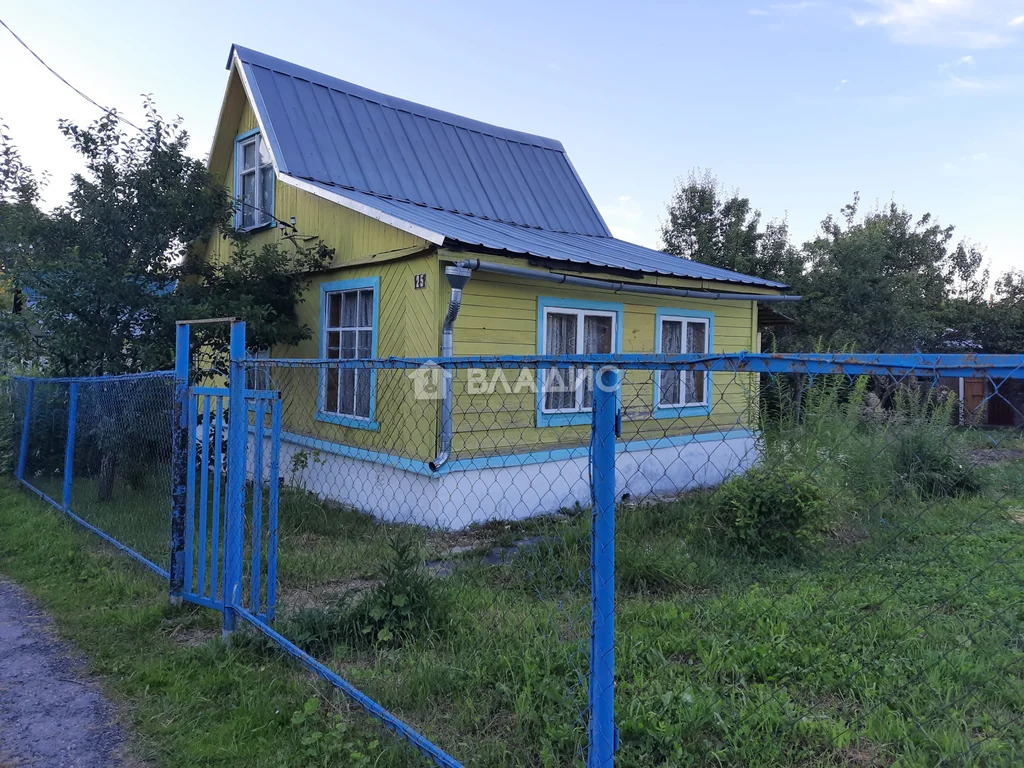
[772,1,823,9]
[835,78,850,91]
[942,149,993,175]
[748,2,823,17]
[602,195,659,249]
[1010,14,1024,24]
[853,0,1024,48]
[947,74,1016,90]
[939,53,976,70]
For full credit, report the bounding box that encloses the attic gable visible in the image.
[207,66,250,182]
[228,45,610,237]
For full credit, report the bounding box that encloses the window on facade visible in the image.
[542,307,615,413]
[236,132,274,229]
[324,288,375,418]
[658,317,709,407]
[245,348,271,391]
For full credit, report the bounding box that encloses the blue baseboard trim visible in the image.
[254,425,756,477]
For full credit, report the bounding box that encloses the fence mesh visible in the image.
[248,360,595,764]
[14,373,175,575]
[240,356,1023,767]
[611,365,1023,766]
[9,355,1024,767]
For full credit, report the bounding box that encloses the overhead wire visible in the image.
[0,16,297,233]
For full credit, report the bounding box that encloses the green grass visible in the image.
[0,481,422,768]
[261,421,1024,767]
[8,413,1024,766]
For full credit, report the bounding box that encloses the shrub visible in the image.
[285,531,449,653]
[714,465,826,558]
[346,532,449,645]
[892,428,982,498]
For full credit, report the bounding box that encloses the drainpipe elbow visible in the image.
[428,451,449,472]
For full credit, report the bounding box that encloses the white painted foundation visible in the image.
[257,431,760,530]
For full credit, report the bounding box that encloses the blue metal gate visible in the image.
[170,320,282,625]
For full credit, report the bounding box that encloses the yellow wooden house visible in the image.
[205,45,795,527]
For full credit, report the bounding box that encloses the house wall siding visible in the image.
[444,270,758,460]
[269,256,440,464]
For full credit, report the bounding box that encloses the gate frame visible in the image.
[169,318,248,630]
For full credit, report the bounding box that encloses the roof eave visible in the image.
[440,239,788,293]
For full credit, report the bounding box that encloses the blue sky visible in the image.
[2,0,1022,279]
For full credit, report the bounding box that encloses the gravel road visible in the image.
[0,577,131,767]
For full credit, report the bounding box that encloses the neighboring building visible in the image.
[204,45,794,527]
[939,376,1022,427]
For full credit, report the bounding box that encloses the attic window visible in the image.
[234,130,274,230]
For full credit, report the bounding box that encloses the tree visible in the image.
[791,195,987,352]
[0,104,330,375]
[661,169,803,286]
[943,269,1024,355]
[0,105,331,498]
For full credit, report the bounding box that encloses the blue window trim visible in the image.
[317,276,380,431]
[535,295,624,428]
[233,128,276,232]
[653,308,714,419]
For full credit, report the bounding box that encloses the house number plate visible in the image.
[414,273,427,289]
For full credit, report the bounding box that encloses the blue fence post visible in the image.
[223,320,246,638]
[16,379,34,482]
[62,382,78,511]
[589,365,618,768]
[169,323,190,604]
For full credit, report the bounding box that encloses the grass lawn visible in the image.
[0,481,419,768]
[8,420,1024,766]
[263,430,1024,767]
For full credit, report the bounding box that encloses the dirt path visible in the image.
[0,578,131,767]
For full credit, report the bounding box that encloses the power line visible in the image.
[0,16,143,133]
[0,16,298,234]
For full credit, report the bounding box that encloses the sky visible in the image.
[2,0,1023,280]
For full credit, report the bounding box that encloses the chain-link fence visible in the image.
[12,372,175,576]
[239,353,1023,767]
[9,353,1024,766]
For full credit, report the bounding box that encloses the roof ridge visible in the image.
[230,44,566,153]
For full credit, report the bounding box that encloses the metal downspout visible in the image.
[430,266,473,471]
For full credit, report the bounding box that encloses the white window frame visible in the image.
[656,314,711,410]
[245,347,272,391]
[234,130,274,230]
[540,306,617,415]
[317,280,379,429]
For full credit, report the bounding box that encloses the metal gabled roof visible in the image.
[230,45,610,237]
[295,178,789,289]
[229,45,787,291]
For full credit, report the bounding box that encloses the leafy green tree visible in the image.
[0,106,330,498]
[661,169,804,286]
[943,269,1024,355]
[791,195,988,352]
[0,104,330,375]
